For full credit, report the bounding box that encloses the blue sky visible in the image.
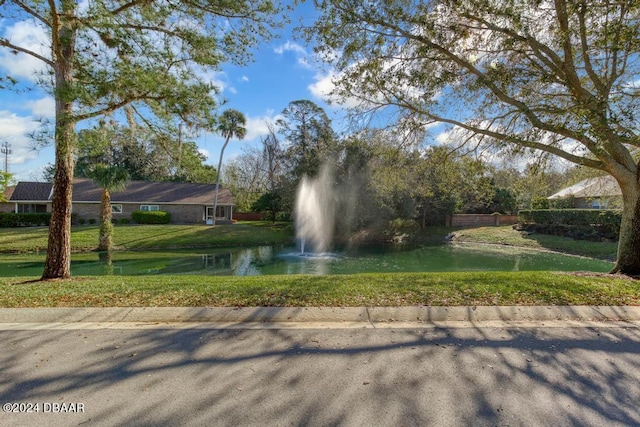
[0,1,345,182]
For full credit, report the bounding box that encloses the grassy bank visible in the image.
[0,223,630,308]
[0,221,294,253]
[1,272,636,308]
[449,226,618,261]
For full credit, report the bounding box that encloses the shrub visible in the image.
[388,218,421,234]
[275,212,292,222]
[530,196,550,210]
[88,218,97,225]
[78,218,86,225]
[132,210,171,224]
[120,218,131,225]
[0,212,52,227]
[519,209,621,234]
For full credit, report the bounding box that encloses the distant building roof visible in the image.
[548,175,622,200]
[9,182,52,201]
[9,179,234,205]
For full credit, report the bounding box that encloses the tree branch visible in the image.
[0,38,53,67]
[366,69,607,170]
[73,93,156,122]
[109,0,154,16]
[427,113,605,171]
[347,3,635,173]
[576,0,608,96]
[47,0,60,63]
[12,0,51,27]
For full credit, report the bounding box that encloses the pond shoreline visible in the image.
[0,240,613,277]
[449,240,616,263]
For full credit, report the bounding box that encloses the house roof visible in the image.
[548,175,622,199]
[9,179,234,205]
[9,182,52,201]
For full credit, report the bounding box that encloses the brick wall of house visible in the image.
[73,203,208,224]
[0,202,14,213]
[161,205,206,224]
[72,203,101,221]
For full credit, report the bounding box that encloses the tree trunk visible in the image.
[212,137,230,226]
[42,120,75,279]
[98,189,113,252]
[42,14,76,280]
[611,179,640,275]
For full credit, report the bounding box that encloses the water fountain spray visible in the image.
[294,164,335,254]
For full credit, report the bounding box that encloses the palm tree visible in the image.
[87,164,129,251]
[212,109,246,225]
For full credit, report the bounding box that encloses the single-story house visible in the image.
[548,175,622,209]
[5,178,235,224]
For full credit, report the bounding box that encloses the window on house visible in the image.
[17,204,47,213]
[140,205,159,211]
[589,199,607,209]
[111,204,123,214]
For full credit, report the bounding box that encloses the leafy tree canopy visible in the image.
[71,124,216,183]
[308,0,640,274]
[277,100,339,179]
[0,172,13,202]
[0,0,284,278]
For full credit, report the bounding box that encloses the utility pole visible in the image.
[1,141,11,173]
[177,123,183,171]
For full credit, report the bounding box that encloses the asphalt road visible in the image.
[2,322,640,426]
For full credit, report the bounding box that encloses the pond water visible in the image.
[0,243,613,277]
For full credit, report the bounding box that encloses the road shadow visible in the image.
[1,324,640,426]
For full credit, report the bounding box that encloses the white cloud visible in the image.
[0,110,47,170]
[198,147,210,160]
[241,76,249,82]
[24,97,55,117]
[274,41,307,56]
[308,71,368,109]
[273,41,311,69]
[243,113,283,141]
[435,130,451,144]
[200,70,228,92]
[308,72,335,100]
[0,20,50,81]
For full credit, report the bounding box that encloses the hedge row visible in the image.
[131,210,171,224]
[518,209,622,234]
[0,212,53,227]
[0,211,173,227]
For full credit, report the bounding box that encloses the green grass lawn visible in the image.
[1,272,636,308]
[0,223,632,308]
[450,226,618,261]
[0,221,294,253]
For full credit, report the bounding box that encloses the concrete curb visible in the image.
[1,306,639,324]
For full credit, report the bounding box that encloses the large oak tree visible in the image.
[0,0,282,279]
[309,0,640,274]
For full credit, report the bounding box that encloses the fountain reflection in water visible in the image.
[294,164,335,255]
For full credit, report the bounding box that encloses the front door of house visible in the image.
[205,206,227,223]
